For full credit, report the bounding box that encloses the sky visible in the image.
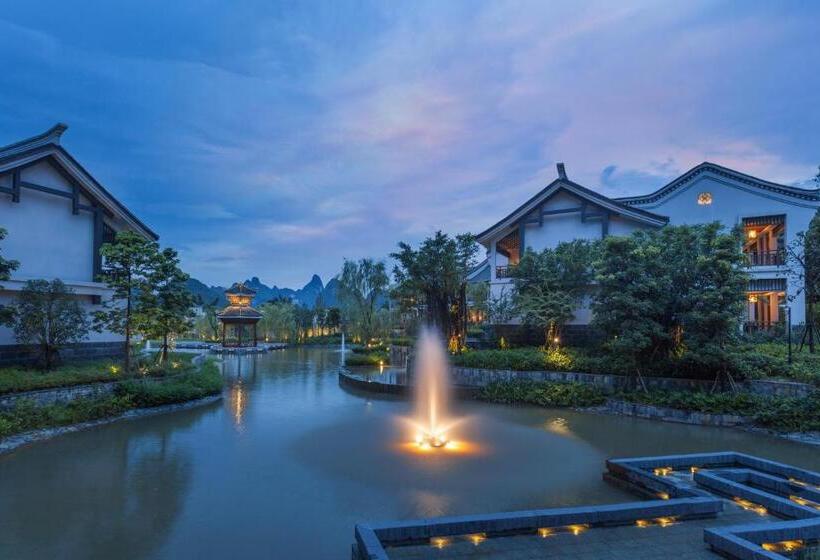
[1,0,819,287]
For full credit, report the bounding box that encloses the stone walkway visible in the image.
[387,502,769,560]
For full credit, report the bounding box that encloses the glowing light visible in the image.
[733,497,767,516]
[553,337,560,344]
[430,537,451,549]
[697,192,713,205]
[537,528,554,538]
[657,492,670,500]
[789,495,820,509]
[109,365,120,375]
[762,540,804,553]
[653,467,673,477]
[656,517,676,527]
[748,294,759,303]
[568,524,588,536]
[690,466,699,474]
[466,533,486,546]
[747,229,758,239]
[636,519,650,528]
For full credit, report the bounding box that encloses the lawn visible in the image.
[0,352,196,395]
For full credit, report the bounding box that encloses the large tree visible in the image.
[338,258,389,343]
[593,224,747,389]
[0,228,20,326]
[12,279,90,370]
[138,247,195,363]
[391,232,478,343]
[510,240,596,347]
[259,299,297,342]
[94,230,158,372]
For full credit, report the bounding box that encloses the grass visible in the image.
[0,352,196,395]
[0,360,223,439]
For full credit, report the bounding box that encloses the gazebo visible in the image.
[217,283,262,347]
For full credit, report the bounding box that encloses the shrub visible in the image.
[479,380,606,408]
[118,361,222,407]
[344,352,388,366]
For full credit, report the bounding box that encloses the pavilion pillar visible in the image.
[221,322,225,347]
[253,323,257,347]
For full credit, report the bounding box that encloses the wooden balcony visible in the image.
[496,265,515,279]
[745,250,784,267]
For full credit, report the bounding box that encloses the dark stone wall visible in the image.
[0,342,125,367]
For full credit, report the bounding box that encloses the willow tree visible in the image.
[338,258,389,343]
[391,231,478,344]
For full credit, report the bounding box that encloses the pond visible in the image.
[1,347,818,559]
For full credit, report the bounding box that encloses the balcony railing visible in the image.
[496,265,515,279]
[745,250,785,267]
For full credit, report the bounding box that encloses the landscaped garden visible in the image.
[0,359,222,439]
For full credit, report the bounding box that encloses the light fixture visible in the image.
[697,192,713,205]
[748,294,759,303]
[748,229,758,239]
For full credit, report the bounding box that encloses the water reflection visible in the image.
[221,355,257,429]
[0,411,204,559]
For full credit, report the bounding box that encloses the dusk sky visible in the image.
[2,1,818,287]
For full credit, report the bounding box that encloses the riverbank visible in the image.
[0,394,222,455]
[0,359,223,446]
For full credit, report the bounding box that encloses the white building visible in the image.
[470,162,819,333]
[0,124,157,363]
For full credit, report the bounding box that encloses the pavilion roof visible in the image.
[217,305,262,320]
[225,282,256,296]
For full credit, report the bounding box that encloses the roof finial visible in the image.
[557,162,567,180]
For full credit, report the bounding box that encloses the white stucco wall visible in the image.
[1,161,95,283]
[0,159,131,346]
[632,172,819,325]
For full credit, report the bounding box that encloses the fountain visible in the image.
[411,328,454,449]
[340,332,346,365]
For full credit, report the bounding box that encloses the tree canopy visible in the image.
[12,279,90,370]
[338,258,389,342]
[391,231,478,342]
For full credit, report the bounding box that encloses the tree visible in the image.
[785,209,820,352]
[338,258,389,343]
[138,248,195,363]
[259,299,297,342]
[391,232,478,344]
[0,228,20,326]
[511,240,596,347]
[593,224,748,390]
[94,231,157,372]
[11,279,89,370]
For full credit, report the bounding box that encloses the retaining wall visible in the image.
[604,399,750,427]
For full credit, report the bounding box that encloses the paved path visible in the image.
[387,502,769,560]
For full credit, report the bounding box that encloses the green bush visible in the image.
[479,380,606,408]
[345,352,389,366]
[0,360,224,439]
[618,389,820,433]
[118,361,222,407]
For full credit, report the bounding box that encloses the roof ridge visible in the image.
[617,162,820,205]
[0,123,67,157]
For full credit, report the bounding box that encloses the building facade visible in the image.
[470,162,819,331]
[0,124,157,362]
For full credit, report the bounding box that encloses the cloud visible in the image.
[1,1,818,286]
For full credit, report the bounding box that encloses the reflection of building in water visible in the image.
[221,355,257,428]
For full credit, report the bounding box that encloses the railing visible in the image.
[745,250,785,266]
[743,321,782,334]
[496,265,515,279]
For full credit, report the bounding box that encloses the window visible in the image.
[697,192,712,205]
